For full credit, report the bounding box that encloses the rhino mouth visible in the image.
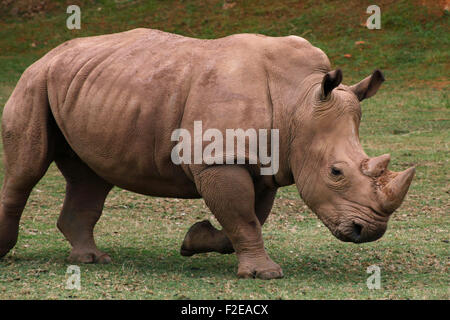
[333,207,388,243]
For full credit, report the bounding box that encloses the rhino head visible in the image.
[289,69,415,243]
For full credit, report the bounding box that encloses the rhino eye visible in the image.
[331,167,342,176]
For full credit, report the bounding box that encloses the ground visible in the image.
[0,0,448,299]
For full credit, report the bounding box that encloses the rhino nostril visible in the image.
[352,222,363,240]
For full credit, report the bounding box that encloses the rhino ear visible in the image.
[350,69,385,101]
[320,69,343,100]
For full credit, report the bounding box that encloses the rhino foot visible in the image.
[237,254,284,280]
[67,249,112,264]
[0,218,19,259]
[180,220,234,256]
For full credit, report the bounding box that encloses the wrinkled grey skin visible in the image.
[0,29,414,279]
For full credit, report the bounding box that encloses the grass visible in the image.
[0,0,448,299]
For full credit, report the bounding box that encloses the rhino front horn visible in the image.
[379,167,416,214]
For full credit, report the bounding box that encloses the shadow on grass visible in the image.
[0,243,404,285]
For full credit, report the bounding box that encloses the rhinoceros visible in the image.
[0,29,415,279]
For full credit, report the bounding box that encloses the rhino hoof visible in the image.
[237,268,284,280]
[0,247,13,259]
[180,220,211,256]
[237,257,284,280]
[180,247,195,257]
[67,251,112,264]
[256,269,284,280]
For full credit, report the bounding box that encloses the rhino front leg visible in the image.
[180,220,234,256]
[180,187,277,256]
[191,165,283,280]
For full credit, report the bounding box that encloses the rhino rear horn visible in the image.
[350,69,385,101]
[320,69,343,100]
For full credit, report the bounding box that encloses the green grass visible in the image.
[0,0,448,299]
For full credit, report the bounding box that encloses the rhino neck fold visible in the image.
[268,76,313,188]
[271,74,324,189]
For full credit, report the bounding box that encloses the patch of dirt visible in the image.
[0,0,94,19]
[419,0,450,15]
[1,0,51,18]
[406,77,450,90]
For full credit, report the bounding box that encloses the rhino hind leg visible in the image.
[55,154,113,264]
[0,71,55,258]
[0,167,52,258]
